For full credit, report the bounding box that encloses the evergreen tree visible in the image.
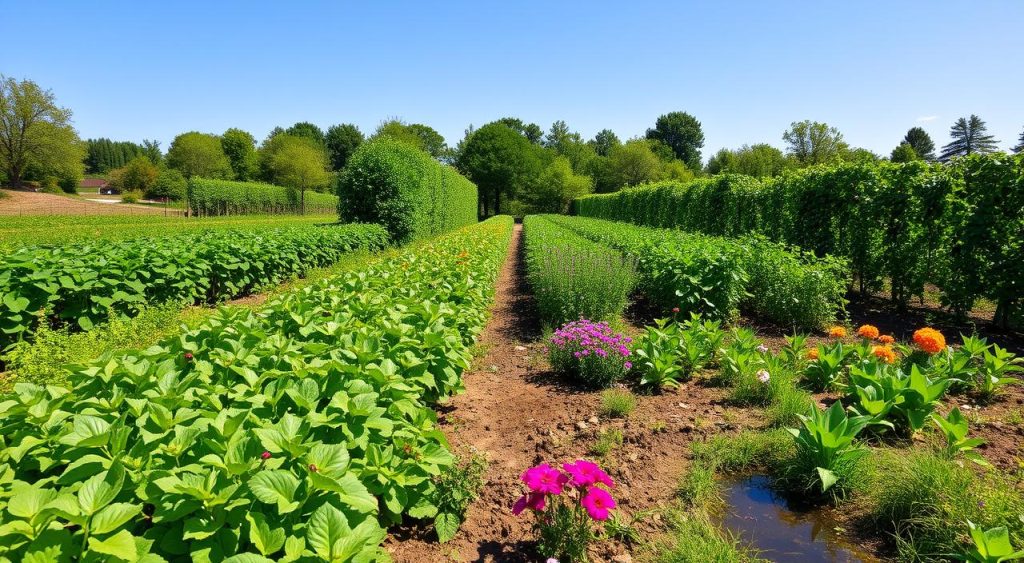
[902,127,936,161]
[1013,127,1024,153]
[939,115,999,161]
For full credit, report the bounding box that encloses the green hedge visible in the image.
[574,154,1024,327]
[336,138,478,242]
[188,178,339,216]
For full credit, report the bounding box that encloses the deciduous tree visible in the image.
[372,120,447,158]
[0,76,84,187]
[520,156,593,213]
[782,120,848,166]
[589,129,621,157]
[645,111,705,170]
[457,122,543,216]
[263,135,330,214]
[220,128,258,180]
[166,132,231,179]
[109,156,158,194]
[890,142,920,163]
[939,115,999,161]
[324,123,364,170]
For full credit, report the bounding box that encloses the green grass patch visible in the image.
[599,388,637,418]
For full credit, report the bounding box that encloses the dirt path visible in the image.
[386,224,758,562]
[0,190,178,215]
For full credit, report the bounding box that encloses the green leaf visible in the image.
[307,503,349,561]
[222,555,275,563]
[8,484,59,521]
[435,512,460,543]
[245,512,286,556]
[248,470,300,514]
[78,462,125,515]
[816,467,838,492]
[87,529,138,561]
[91,502,143,535]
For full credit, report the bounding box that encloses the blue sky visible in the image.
[3,0,1022,162]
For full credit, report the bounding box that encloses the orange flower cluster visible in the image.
[913,327,946,354]
[877,335,895,345]
[827,326,847,339]
[806,348,820,361]
[856,324,880,339]
[871,345,898,364]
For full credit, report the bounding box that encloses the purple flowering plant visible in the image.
[549,319,632,388]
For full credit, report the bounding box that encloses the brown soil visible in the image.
[0,189,178,216]
[385,225,761,562]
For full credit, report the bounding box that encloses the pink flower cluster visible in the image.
[550,320,632,369]
[512,460,618,521]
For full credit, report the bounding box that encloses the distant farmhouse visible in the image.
[79,178,117,194]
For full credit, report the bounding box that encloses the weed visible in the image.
[600,388,637,418]
[591,428,624,457]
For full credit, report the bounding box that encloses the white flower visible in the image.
[756,344,769,354]
[756,369,770,383]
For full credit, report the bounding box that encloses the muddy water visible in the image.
[720,476,879,562]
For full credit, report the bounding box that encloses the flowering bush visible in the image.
[871,345,898,364]
[549,320,632,388]
[913,327,946,354]
[513,460,617,561]
[857,324,880,339]
[878,334,895,345]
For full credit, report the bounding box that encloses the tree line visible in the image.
[2,75,1023,214]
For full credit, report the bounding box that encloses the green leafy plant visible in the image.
[959,520,1024,562]
[802,342,850,391]
[784,402,884,496]
[976,344,1023,401]
[189,177,339,216]
[931,409,989,466]
[427,452,488,543]
[599,388,636,418]
[847,363,954,433]
[634,319,687,390]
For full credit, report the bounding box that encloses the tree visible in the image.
[845,147,881,163]
[645,111,705,170]
[589,129,621,157]
[1014,128,1024,153]
[782,120,848,166]
[457,122,544,216]
[0,76,84,188]
[372,120,447,158]
[520,156,593,213]
[608,139,663,188]
[263,136,330,214]
[324,123,364,170]
[220,128,258,180]
[903,127,936,161]
[890,142,920,163]
[939,115,999,161]
[148,167,186,201]
[705,144,789,178]
[166,132,231,179]
[284,122,325,146]
[109,156,158,194]
[496,117,543,144]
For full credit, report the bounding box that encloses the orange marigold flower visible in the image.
[877,335,895,345]
[871,345,897,364]
[806,348,820,361]
[913,327,946,355]
[827,326,847,339]
[857,324,880,339]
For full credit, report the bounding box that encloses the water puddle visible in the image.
[719,475,878,562]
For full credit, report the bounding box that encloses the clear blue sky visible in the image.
[3,0,1022,162]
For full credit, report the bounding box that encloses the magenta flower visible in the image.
[672,307,680,313]
[512,492,547,515]
[184,352,194,361]
[261,451,271,460]
[562,460,615,488]
[580,486,616,521]
[521,464,568,495]
[624,361,632,370]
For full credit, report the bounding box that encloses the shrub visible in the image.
[548,319,632,389]
[523,215,635,327]
[120,189,142,203]
[188,177,338,216]
[337,138,477,242]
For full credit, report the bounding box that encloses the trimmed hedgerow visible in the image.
[188,178,339,216]
[574,155,1024,328]
[337,138,478,242]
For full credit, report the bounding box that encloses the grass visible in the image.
[590,428,624,457]
[599,388,637,418]
[646,509,763,563]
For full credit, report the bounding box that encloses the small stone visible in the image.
[628,453,639,462]
[576,421,588,430]
[588,416,600,424]
[612,554,633,563]
[678,402,691,409]
[514,345,527,352]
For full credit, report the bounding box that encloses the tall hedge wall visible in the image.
[188,178,338,216]
[336,138,478,242]
[574,154,1024,328]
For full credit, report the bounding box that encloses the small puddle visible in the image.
[719,475,878,562]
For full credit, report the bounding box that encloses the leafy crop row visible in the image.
[0,224,389,349]
[337,138,478,243]
[574,153,1024,327]
[522,215,635,327]
[188,179,339,216]
[545,215,848,329]
[0,216,513,562]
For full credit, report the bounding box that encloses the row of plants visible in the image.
[337,138,478,243]
[544,215,849,329]
[522,215,635,327]
[574,153,1024,327]
[188,178,339,216]
[0,223,390,350]
[0,214,337,256]
[0,216,514,561]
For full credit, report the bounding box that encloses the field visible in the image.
[1,158,1023,563]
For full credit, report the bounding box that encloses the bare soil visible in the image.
[0,189,179,216]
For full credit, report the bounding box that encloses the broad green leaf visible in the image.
[435,512,460,543]
[307,503,349,561]
[248,470,300,514]
[246,512,285,556]
[91,503,142,535]
[78,462,125,515]
[87,529,138,561]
